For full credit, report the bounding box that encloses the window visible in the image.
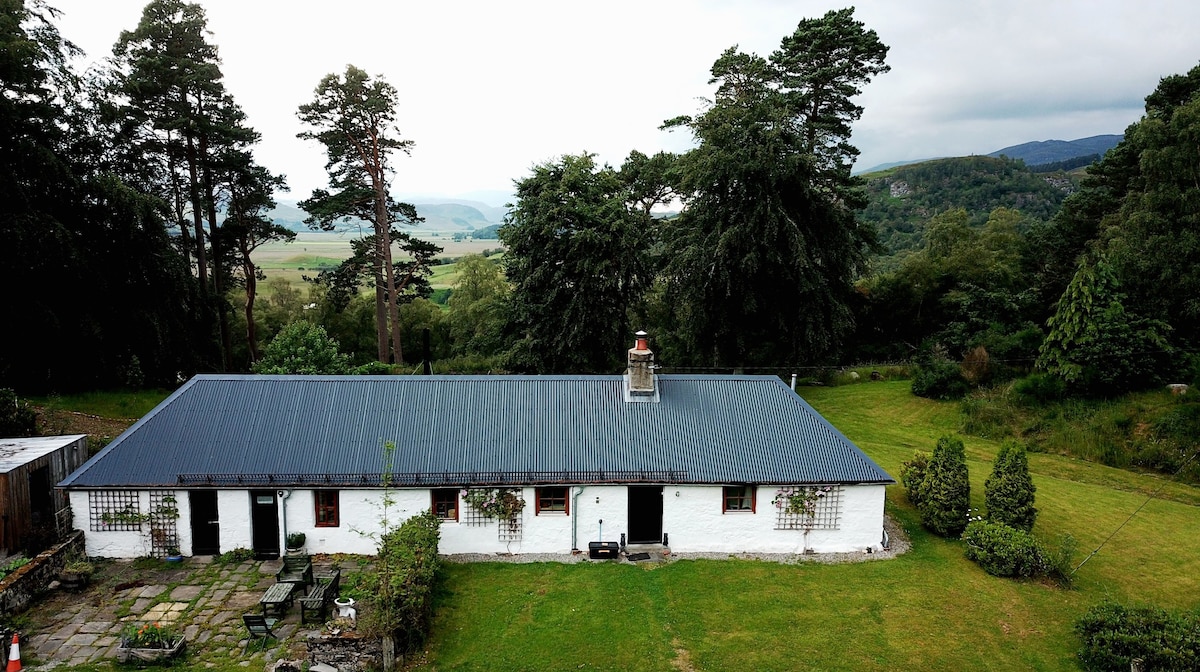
[314,490,339,527]
[723,485,756,513]
[432,489,459,521]
[535,486,569,515]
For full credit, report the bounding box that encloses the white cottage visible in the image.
[59,337,893,559]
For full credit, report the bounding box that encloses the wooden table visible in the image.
[259,582,295,618]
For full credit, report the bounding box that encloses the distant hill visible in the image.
[269,198,509,234]
[859,155,1079,256]
[987,134,1122,166]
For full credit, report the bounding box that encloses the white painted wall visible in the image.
[72,483,887,557]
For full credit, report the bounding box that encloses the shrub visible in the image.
[918,435,971,537]
[899,450,930,508]
[962,520,1046,578]
[362,510,442,653]
[1074,602,1200,671]
[1012,373,1066,405]
[215,547,254,564]
[911,359,970,400]
[0,388,37,437]
[960,346,990,386]
[985,441,1037,531]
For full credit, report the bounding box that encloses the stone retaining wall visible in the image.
[0,530,84,616]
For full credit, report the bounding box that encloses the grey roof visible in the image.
[59,374,893,488]
[0,435,86,473]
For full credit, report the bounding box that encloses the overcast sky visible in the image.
[49,0,1200,206]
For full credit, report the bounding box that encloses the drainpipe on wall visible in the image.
[278,489,292,553]
[570,486,585,552]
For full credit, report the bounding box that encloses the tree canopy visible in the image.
[500,153,653,374]
[658,9,886,367]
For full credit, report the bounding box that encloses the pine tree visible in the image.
[919,435,971,537]
[985,441,1037,532]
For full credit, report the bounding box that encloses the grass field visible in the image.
[419,381,1200,671]
[251,232,501,294]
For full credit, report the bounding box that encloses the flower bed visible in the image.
[116,622,185,663]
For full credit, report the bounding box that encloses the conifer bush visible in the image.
[985,440,1037,531]
[1075,602,1200,671]
[916,435,970,537]
[899,450,930,508]
[961,520,1045,578]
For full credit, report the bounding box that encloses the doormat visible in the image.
[626,552,652,561]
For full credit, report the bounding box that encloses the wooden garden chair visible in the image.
[242,613,279,652]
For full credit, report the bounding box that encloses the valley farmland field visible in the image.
[252,232,501,290]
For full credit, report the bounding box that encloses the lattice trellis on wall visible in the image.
[89,490,141,531]
[148,491,179,557]
[773,485,843,531]
[462,504,490,526]
[497,516,523,543]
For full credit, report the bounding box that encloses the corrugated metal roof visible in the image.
[59,375,893,488]
[0,435,86,473]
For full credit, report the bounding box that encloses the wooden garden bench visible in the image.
[275,554,312,588]
[300,568,341,624]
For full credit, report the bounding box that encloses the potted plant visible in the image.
[286,532,306,555]
[165,545,183,564]
[117,622,185,663]
[59,557,94,591]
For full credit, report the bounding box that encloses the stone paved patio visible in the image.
[21,556,333,669]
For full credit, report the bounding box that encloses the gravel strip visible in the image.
[442,513,911,565]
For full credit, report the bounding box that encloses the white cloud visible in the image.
[48,0,1200,202]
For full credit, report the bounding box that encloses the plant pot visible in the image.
[59,572,90,591]
[116,636,186,663]
[286,547,305,557]
[165,554,183,565]
[334,597,357,622]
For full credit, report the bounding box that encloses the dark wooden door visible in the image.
[250,490,280,559]
[189,491,220,555]
[627,485,663,544]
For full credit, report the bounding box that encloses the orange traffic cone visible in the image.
[5,632,19,672]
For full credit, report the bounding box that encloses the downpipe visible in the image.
[570,486,585,551]
[278,489,292,555]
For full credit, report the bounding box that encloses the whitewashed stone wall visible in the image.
[73,483,887,557]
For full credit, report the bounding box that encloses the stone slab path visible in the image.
[21,556,328,669]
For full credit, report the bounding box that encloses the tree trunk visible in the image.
[382,633,396,671]
[185,132,208,295]
[201,133,231,371]
[376,183,403,365]
[241,239,260,363]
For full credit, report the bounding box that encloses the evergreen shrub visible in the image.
[917,435,970,537]
[985,441,1037,531]
[911,359,970,400]
[1074,602,1200,671]
[1013,373,1067,405]
[899,450,930,508]
[962,520,1045,578]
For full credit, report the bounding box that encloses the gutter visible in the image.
[278,489,292,553]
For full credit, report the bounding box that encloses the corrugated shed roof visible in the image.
[0,435,86,473]
[59,375,893,488]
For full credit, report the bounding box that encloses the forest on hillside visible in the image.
[3,1,1200,411]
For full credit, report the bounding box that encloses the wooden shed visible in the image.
[0,435,88,554]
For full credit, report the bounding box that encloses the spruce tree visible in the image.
[985,441,1037,532]
[919,435,971,537]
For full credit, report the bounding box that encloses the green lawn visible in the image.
[419,380,1200,671]
[28,388,172,419]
